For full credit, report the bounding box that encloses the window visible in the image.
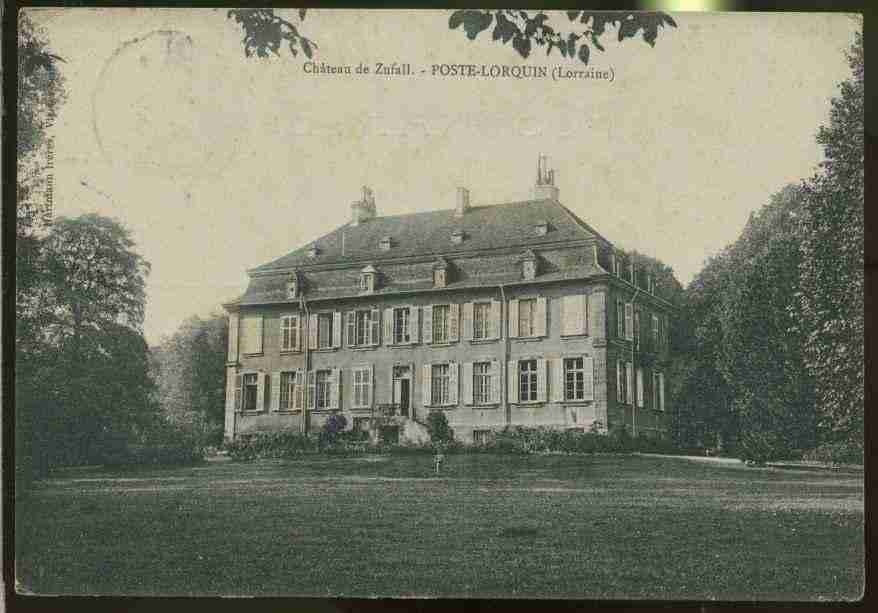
[393,307,410,344]
[347,309,379,347]
[241,315,263,355]
[519,359,538,402]
[472,302,491,340]
[652,314,660,345]
[617,299,625,338]
[634,310,641,350]
[432,305,450,343]
[359,268,377,293]
[243,373,258,411]
[616,360,625,404]
[315,370,332,409]
[279,371,303,410]
[280,315,299,352]
[473,361,492,405]
[473,429,493,445]
[522,259,537,280]
[561,294,588,336]
[352,366,373,408]
[518,298,536,337]
[636,366,644,407]
[353,417,370,432]
[564,357,585,401]
[617,361,634,405]
[317,313,333,349]
[431,363,451,405]
[433,268,447,288]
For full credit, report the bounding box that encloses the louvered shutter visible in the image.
[332,312,342,348]
[560,295,569,335]
[536,358,547,402]
[626,362,634,405]
[509,299,519,338]
[422,364,432,406]
[551,357,565,402]
[308,313,318,349]
[617,299,625,338]
[410,306,420,343]
[234,373,243,411]
[331,368,341,409]
[449,304,460,342]
[307,371,316,409]
[616,361,624,403]
[462,362,474,405]
[270,371,281,411]
[389,364,396,406]
[227,313,239,361]
[449,362,459,405]
[293,370,304,410]
[490,300,501,339]
[370,308,380,345]
[490,360,501,404]
[462,302,474,341]
[384,308,394,344]
[583,356,594,401]
[659,373,665,411]
[584,294,591,335]
[508,360,519,403]
[625,303,634,341]
[346,311,356,346]
[422,305,433,344]
[256,372,266,411]
[368,364,374,407]
[536,297,548,337]
[636,368,644,408]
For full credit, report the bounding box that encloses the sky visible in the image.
[29,9,860,345]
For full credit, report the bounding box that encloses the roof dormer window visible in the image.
[379,236,392,251]
[451,230,465,245]
[307,245,320,258]
[360,264,378,294]
[520,249,538,281]
[286,270,303,299]
[433,257,449,288]
[534,221,549,236]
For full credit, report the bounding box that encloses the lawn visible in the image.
[15,453,863,600]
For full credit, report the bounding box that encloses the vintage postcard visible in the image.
[12,7,863,600]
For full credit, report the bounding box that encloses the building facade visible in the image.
[224,162,672,444]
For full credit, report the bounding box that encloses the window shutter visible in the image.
[659,373,665,411]
[332,312,342,348]
[536,297,548,337]
[551,357,564,402]
[255,316,264,354]
[368,364,374,407]
[462,362,474,405]
[490,300,501,339]
[370,308,381,345]
[560,295,570,335]
[295,316,303,351]
[384,308,394,344]
[234,373,243,411]
[346,311,356,346]
[410,306,420,344]
[462,302,474,341]
[256,372,266,411]
[537,358,547,402]
[270,371,281,411]
[293,370,304,410]
[449,303,460,342]
[508,360,519,404]
[308,313,318,349]
[422,364,432,406]
[422,305,433,344]
[636,368,644,408]
[625,303,634,341]
[616,361,623,404]
[227,313,239,361]
[626,362,634,405]
[583,356,594,401]
[490,360,501,404]
[331,368,341,409]
[307,371,316,409]
[449,361,459,405]
[583,294,590,335]
[509,299,519,338]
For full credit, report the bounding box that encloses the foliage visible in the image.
[448,10,676,64]
[795,31,864,445]
[474,426,675,456]
[425,411,454,445]
[319,414,349,448]
[225,431,318,460]
[150,313,228,447]
[737,431,789,466]
[227,9,315,58]
[801,441,864,466]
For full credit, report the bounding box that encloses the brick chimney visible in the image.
[533,155,560,200]
[350,186,377,226]
[455,187,470,217]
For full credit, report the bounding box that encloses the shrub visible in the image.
[737,431,788,465]
[802,440,863,466]
[101,425,204,467]
[426,411,454,446]
[226,431,317,460]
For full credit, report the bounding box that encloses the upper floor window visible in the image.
[240,315,264,355]
[280,315,300,352]
[347,309,379,347]
[617,300,633,341]
[352,366,373,408]
[431,363,451,406]
[393,307,411,344]
[473,361,492,405]
[509,297,546,339]
[653,372,665,411]
[278,371,304,410]
[432,305,451,343]
[561,294,589,336]
[518,298,537,337]
[519,359,538,402]
[652,314,660,344]
[634,310,641,350]
[317,313,334,349]
[242,373,259,411]
[564,357,585,401]
[315,370,332,409]
[472,302,491,340]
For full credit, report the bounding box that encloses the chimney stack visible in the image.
[455,187,471,217]
[350,186,377,226]
[533,155,560,200]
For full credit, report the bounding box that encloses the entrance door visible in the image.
[393,365,412,417]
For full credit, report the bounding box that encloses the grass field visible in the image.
[15,453,863,600]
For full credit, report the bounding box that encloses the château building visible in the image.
[223,159,672,444]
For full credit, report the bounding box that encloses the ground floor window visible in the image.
[353,417,370,432]
[473,361,492,405]
[564,357,585,401]
[519,359,538,402]
[473,429,493,445]
[243,373,258,411]
[431,363,450,405]
[315,370,332,409]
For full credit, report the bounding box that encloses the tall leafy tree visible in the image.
[795,32,864,444]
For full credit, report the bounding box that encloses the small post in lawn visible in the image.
[434,450,444,474]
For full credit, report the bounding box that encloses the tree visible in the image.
[151,313,229,446]
[227,9,315,58]
[448,10,676,64]
[795,31,864,445]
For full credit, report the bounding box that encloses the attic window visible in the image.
[520,250,538,281]
[450,230,465,245]
[433,258,449,288]
[307,245,320,258]
[379,236,392,251]
[534,221,549,236]
[360,265,378,293]
[286,270,302,299]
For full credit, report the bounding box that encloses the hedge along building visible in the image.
[223,158,673,444]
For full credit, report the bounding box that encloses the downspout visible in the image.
[630,284,641,438]
[499,284,510,428]
[300,295,311,435]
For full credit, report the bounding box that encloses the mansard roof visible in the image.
[250,198,606,274]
